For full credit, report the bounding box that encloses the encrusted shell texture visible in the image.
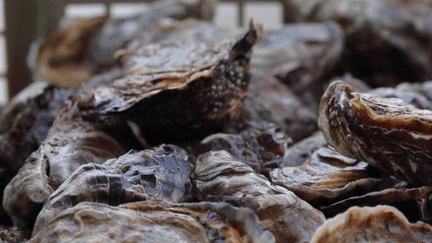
[30,201,275,243]
[32,144,191,236]
[90,22,259,144]
[194,150,325,243]
[318,80,432,186]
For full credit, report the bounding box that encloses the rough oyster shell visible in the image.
[252,22,344,112]
[90,21,259,144]
[239,71,318,142]
[272,145,405,211]
[310,205,432,243]
[284,0,432,87]
[29,201,275,243]
[36,16,107,87]
[318,80,432,186]
[198,125,292,174]
[3,105,125,229]
[194,150,325,243]
[32,144,191,236]
[0,82,71,225]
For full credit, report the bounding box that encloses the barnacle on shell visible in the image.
[318,80,432,186]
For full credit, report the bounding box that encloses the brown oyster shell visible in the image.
[32,144,191,236]
[318,80,432,186]
[90,22,259,144]
[194,150,325,243]
[321,186,432,224]
[2,105,125,229]
[29,201,275,243]
[310,205,432,243]
[271,146,404,209]
[36,16,107,87]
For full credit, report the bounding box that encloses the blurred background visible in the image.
[0,0,285,105]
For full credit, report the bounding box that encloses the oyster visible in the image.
[89,21,260,144]
[0,82,71,225]
[310,205,432,243]
[32,144,191,236]
[29,201,274,243]
[89,0,219,66]
[284,0,432,87]
[198,125,292,174]
[281,131,328,167]
[239,71,318,142]
[194,150,325,243]
[272,146,404,211]
[252,22,344,112]
[322,186,432,224]
[36,16,107,87]
[318,80,432,186]
[3,105,125,229]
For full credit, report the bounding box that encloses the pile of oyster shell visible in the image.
[2,0,432,242]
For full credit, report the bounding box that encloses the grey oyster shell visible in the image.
[272,146,404,211]
[310,205,432,243]
[89,0,219,66]
[239,71,318,142]
[29,201,275,243]
[318,80,432,186]
[0,82,71,224]
[198,125,292,174]
[194,150,325,243]
[32,144,191,236]
[88,22,259,144]
[369,81,432,110]
[281,131,328,167]
[284,0,432,87]
[252,22,344,112]
[3,105,125,229]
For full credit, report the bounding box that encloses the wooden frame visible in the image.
[4,0,289,99]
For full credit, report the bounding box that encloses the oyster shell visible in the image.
[3,105,125,229]
[30,201,275,243]
[194,150,325,243]
[252,22,344,112]
[272,146,404,210]
[198,125,292,174]
[90,21,259,144]
[322,186,432,224]
[310,205,432,243]
[239,71,318,142]
[89,0,219,66]
[36,16,107,87]
[32,144,191,236]
[0,82,71,225]
[318,80,432,186]
[284,0,432,87]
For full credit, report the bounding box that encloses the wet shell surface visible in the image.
[318,80,432,186]
[89,21,260,144]
[2,106,125,229]
[30,201,275,243]
[32,144,191,236]
[310,205,432,243]
[194,150,325,243]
